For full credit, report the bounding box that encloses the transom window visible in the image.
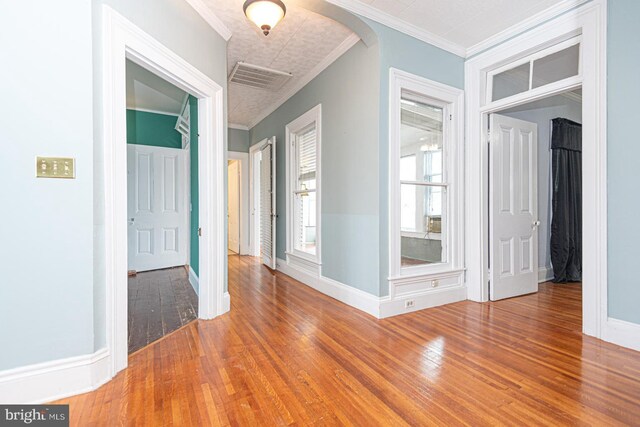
[488,37,581,103]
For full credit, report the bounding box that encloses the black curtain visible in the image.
[550,118,582,283]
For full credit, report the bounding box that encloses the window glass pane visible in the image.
[492,62,530,101]
[297,124,316,191]
[294,190,316,255]
[401,91,443,182]
[400,184,444,267]
[532,44,579,89]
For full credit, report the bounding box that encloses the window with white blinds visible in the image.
[286,105,321,262]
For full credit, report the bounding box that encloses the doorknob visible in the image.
[128,218,135,225]
[532,220,541,229]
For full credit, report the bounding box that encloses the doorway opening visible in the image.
[228,159,240,255]
[125,60,199,353]
[489,89,583,318]
[102,5,227,375]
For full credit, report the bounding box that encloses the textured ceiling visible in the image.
[126,60,187,115]
[202,0,355,127]
[357,0,564,49]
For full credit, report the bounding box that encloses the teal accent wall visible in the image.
[229,128,250,152]
[189,96,200,288]
[370,19,465,296]
[250,41,382,296]
[607,0,640,324]
[126,110,182,148]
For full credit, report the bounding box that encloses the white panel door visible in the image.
[127,145,188,272]
[260,137,277,269]
[490,114,539,300]
[228,160,240,254]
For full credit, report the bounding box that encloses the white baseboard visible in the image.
[603,318,640,352]
[0,349,112,404]
[379,285,467,319]
[276,258,381,318]
[538,266,554,283]
[223,291,231,313]
[188,267,199,294]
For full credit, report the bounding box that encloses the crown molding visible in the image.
[228,123,249,131]
[246,33,361,129]
[466,0,590,57]
[184,0,232,41]
[324,0,467,57]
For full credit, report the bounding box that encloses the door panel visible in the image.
[490,114,539,300]
[228,160,240,254]
[127,145,188,272]
[259,137,276,269]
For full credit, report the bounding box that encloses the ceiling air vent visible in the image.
[229,62,292,91]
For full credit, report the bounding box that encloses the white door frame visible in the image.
[465,1,606,339]
[228,151,250,255]
[102,6,227,376]
[249,139,268,257]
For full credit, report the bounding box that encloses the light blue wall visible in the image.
[250,41,382,295]
[0,0,95,370]
[502,97,582,272]
[607,0,640,324]
[92,0,228,350]
[369,20,465,296]
[228,128,250,153]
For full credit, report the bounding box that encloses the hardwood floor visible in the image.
[56,256,640,425]
[128,267,198,353]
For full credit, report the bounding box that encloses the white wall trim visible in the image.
[466,0,590,57]
[183,0,232,41]
[102,5,227,378]
[276,258,381,318]
[228,123,249,131]
[228,151,250,255]
[325,0,466,57]
[188,267,199,294]
[603,318,640,352]
[247,34,359,129]
[464,0,608,342]
[223,291,231,313]
[249,139,269,257]
[538,266,554,283]
[0,349,110,404]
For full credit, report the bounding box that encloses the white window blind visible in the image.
[296,125,316,188]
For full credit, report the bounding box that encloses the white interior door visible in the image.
[260,137,277,269]
[490,114,539,300]
[228,160,240,254]
[127,145,188,272]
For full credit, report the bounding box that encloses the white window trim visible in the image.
[389,68,464,280]
[285,104,322,266]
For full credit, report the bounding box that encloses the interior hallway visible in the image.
[58,256,640,425]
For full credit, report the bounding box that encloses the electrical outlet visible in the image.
[405,300,415,309]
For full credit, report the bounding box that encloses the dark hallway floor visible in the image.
[127,266,198,353]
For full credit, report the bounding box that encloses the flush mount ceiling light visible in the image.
[243,0,286,36]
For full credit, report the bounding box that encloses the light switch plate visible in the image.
[36,157,76,179]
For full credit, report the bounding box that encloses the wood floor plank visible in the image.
[55,256,640,426]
